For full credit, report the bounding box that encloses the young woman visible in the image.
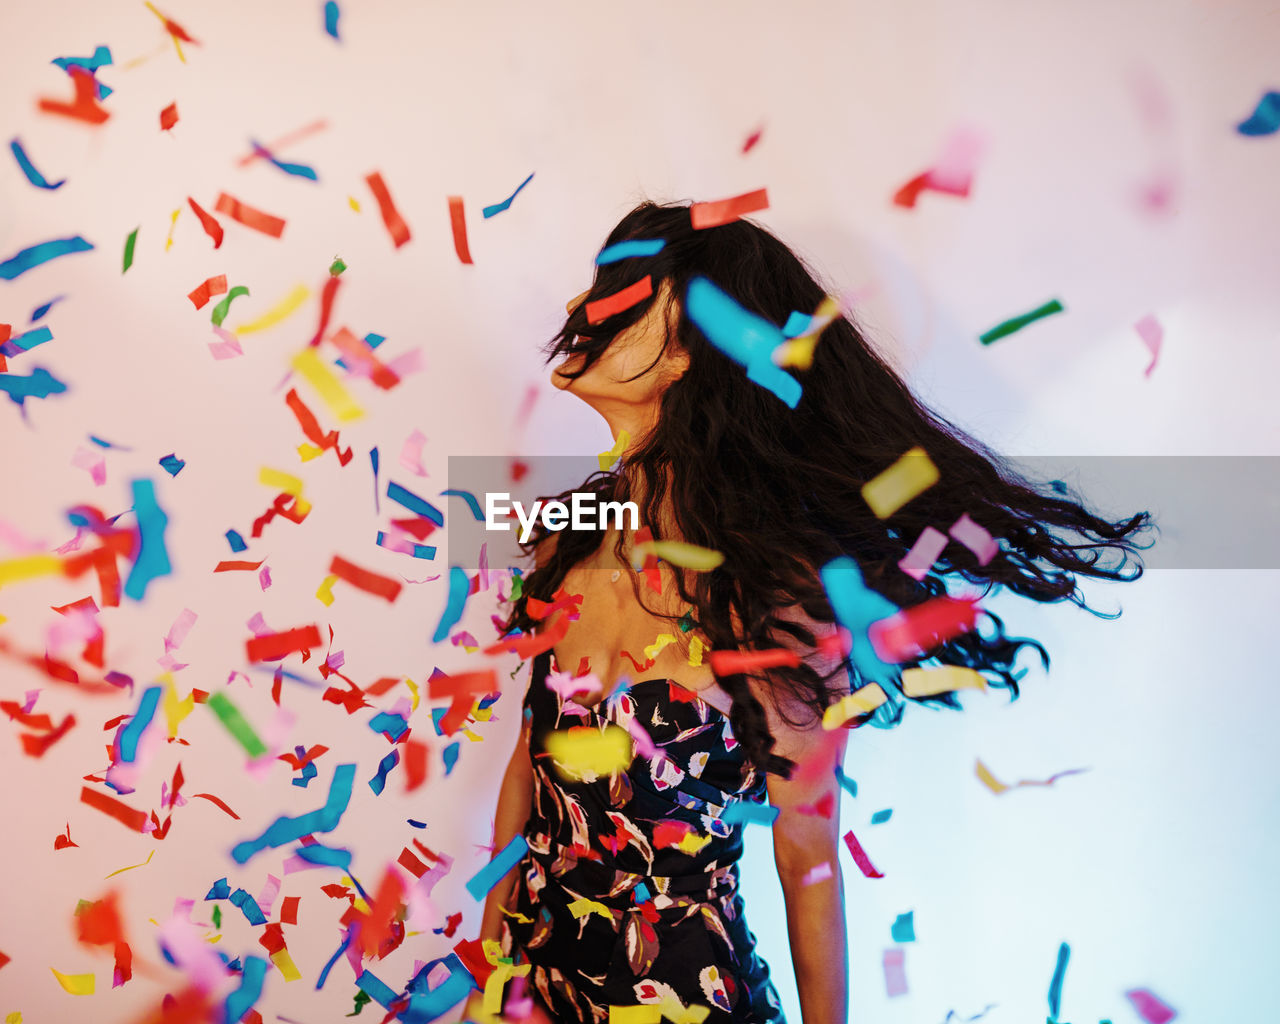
[461,199,1154,1024]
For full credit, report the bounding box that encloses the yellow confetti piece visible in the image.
[974,758,1009,794]
[259,466,312,516]
[205,933,222,944]
[822,683,889,729]
[687,636,704,667]
[659,997,711,1024]
[610,1007,662,1024]
[630,541,724,572]
[143,1,186,62]
[861,445,939,518]
[0,554,62,590]
[643,633,677,662]
[316,573,339,606]
[460,727,483,743]
[298,442,324,462]
[901,665,987,698]
[0,614,8,627]
[675,831,712,855]
[405,677,420,712]
[500,906,534,924]
[598,429,631,471]
[771,294,841,370]
[49,968,94,995]
[163,675,194,739]
[545,725,633,780]
[232,284,310,335]
[347,196,361,212]
[270,948,302,982]
[481,939,529,1015]
[5,1011,23,1023]
[164,208,180,252]
[472,702,495,723]
[292,347,364,423]
[567,897,614,921]
[105,848,155,879]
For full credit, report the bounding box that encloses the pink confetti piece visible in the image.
[384,347,424,378]
[925,124,987,194]
[46,604,100,655]
[0,519,50,553]
[400,429,429,476]
[55,525,90,554]
[157,913,229,991]
[801,861,834,885]
[883,948,908,997]
[208,325,243,360]
[1124,988,1177,1024]
[21,689,40,714]
[246,612,273,636]
[947,513,998,565]
[1134,314,1163,378]
[843,828,885,878]
[544,669,602,702]
[478,541,489,591]
[513,383,539,433]
[449,631,478,648]
[898,525,949,580]
[256,874,281,916]
[72,445,107,486]
[258,564,272,590]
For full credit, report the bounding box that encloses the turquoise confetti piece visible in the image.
[431,565,470,642]
[891,910,915,943]
[596,238,665,264]
[249,139,318,180]
[721,801,780,826]
[9,139,65,190]
[0,366,67,405]
[231,762,356,864]
[834,764,858,798]
[3,326,54,353]
[1237,90,1280,136]
[229,888,266,925]
[482,172,535,218]
[355,969,397,1008]
[439,488,484,520]
[465,835,529,900]
[403,955,476,1020]
[1047,941,1071,1021]
[225,529,247,552]
[123,478,172,601]
[0,236,94,281]
[323,0,340,40]
[117,685,162,762]
[781,310,812,337]
[294,843,352,869]
[819,555,901,687]
[159,453,185,477]
[369,749,400,794]
[442,740,459,775]
[388,480,444,526]
[368,711,408,741]
[870,808,892,825]
[224,955,267,1024]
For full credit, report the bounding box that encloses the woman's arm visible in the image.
[477,713,535,946]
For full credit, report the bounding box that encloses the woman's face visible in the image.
[550,277,689,411]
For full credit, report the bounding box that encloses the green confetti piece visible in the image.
[329,256,347,275]
[210,285,249,327]
[122,227,139,273]
[678,611,695,632]
[979,298,1064,345]
[207,691,268,757]
[347,989,372,1016]
[870,808,892,824]
[509,574,523,602]
[890,910,915,942]
[212,904,222,929]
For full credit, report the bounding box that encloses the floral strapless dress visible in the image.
[497,648,788,1023]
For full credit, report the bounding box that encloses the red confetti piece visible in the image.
[429,669,499,736]
[403,739,428,792]
[37,66,110,124]
[246,624,322,662]
[742,126,763,153]
[689,187,769,230]
[76,892,125,946]
[307,273,341,348]
[798,791,835,819]
[277,744,328,771]
[0,950,8,970]
[21,713,76,756]
[187,274,227,309]
[397,847,427,878]
[81,785,148,831]
[54,823,78,850]
[159,102,179,131]
[446,195,472,263]
[284,387,354,465]
[190,792,239,819]
[329,555,403,603]
[366,171,411,249]
[353,868,406,958]
[868,595,980,663]
[364,676,403,696]
[585,274,653,325]
[279,896,300,925]
[843,828,884,878]
[214,559,265,572]
[187,197,224,248]
[707,648,801,676]
[483,607,572,658]
[214,192,286,239]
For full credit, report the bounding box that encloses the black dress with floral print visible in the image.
[498,648,788,1023]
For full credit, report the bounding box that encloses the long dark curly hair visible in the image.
[499,198,1158,778]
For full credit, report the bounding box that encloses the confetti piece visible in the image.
[611,1009,661,1024]
[315,574,338,606]
[1124,988,1177,1024]
[861,445,939,518]
[466,835,529,900]
[122,227,138,273]
[708,648,801,676]
[870,594,980,663]
[224,956,267,1024]
[328,554,402,602]
[158,453,185,476]
[247,141,318,181]
[104,849,155,878]
[187,274,227,309]
[291,347,364,422]
[974,758,1089,795]
[164,208,180,251]
[208,325,243,360]
[1047,941,1070,1020]
[630,540,724,572]
[49,967,94,995]
[210,285,249,327]
[191,792,239,818]
[1236,90,1280,136]
[689,187,769,229]
[214,193,286,239]
[842,828,884,878]
[947,512,999,565]
[585,275,654,325]
[882,948,907,997]
[1134,313,1163,378]
[159,102,178,130]
[898,525,949,581]
[596,238,666,264]
[37,66,110,124]
[899,665,987,698]
[597,429,631,471]
[545,725,633,780]
[324,0,341,39]
[285,387,354,465]
[231,763,356,864]
[742,125,764,153]
[0,236,94,281]
[0,366,67,405]
[71,446,106,486]
[234,284,309,334]
[1,324,54,356]
[870,808,892,824]
[328,326,399,388]
[771,294,841,370]
[246,624,322,662]
[206,691,267,757]
[482,172,535,218]
[186,197,223,248]
[891,911,915,942]
[361,171,410,249]
[822,684,889,729]
[720,801,779,826]
[117,684,162,761]
[979,298,1065,345]
[10,138,66,189]
[80,785,148,831]
[123,478,172,601]
[369,750,400,794]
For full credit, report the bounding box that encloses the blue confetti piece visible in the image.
[248,139,318,181]
[819,555,901,687]
[407,819,428,829]
[387,481,444,526]
[30,296,65,322]
[834,764,857,798]
[316,934,351,990]
[123,478,172,602]
[721,801,780,826]
[224,954,267,1024]
[356,969,398,1008]
[596,238,665,264]
[368,711,408,741]
[323,0,341,40]
[781,310,812,337]
[0,235,94,281]
[205,877,231,900]
[293,759,318,787]
[482,172,535,218]
[1237,90,1280,136]
[370,447,380,513]
[1,325,54,355]
[294,842,352,869]
[401,955,476,1022]
[442,740,459,775]
[229,888,267,925]
[439,488,484,521]
[52,45,112,72]
[159,453,185,477]
[0,366,68,406]
[684,275,801,408]
[870,808,892,825]
[116,685,162,763]
[369,749,400,795]
[634,882,652,903]
[225,529,247,553]
[1047,941,1070,1021]
[231,762,356,865]
[376,531,436,559]
[465,835,529,901]
[9,139,66,190]
[891,910,915,943]
[431,565,470,643]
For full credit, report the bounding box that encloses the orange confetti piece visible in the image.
[585,275,653,325]
[187,274,227,309]
[186,197,224,248]
[214,192,286,239]
[214,559,266,572]
[690,187,769,229]
[329,555,402,603]
[366,171,411,248]
[446,195,472,263]
[37,66,110,124]
[159,102,179,131]
[54,823,78,850]
[80,786,148,831]
[190,792,240,819]
[327,327,400,389]
[706,648,801,675]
